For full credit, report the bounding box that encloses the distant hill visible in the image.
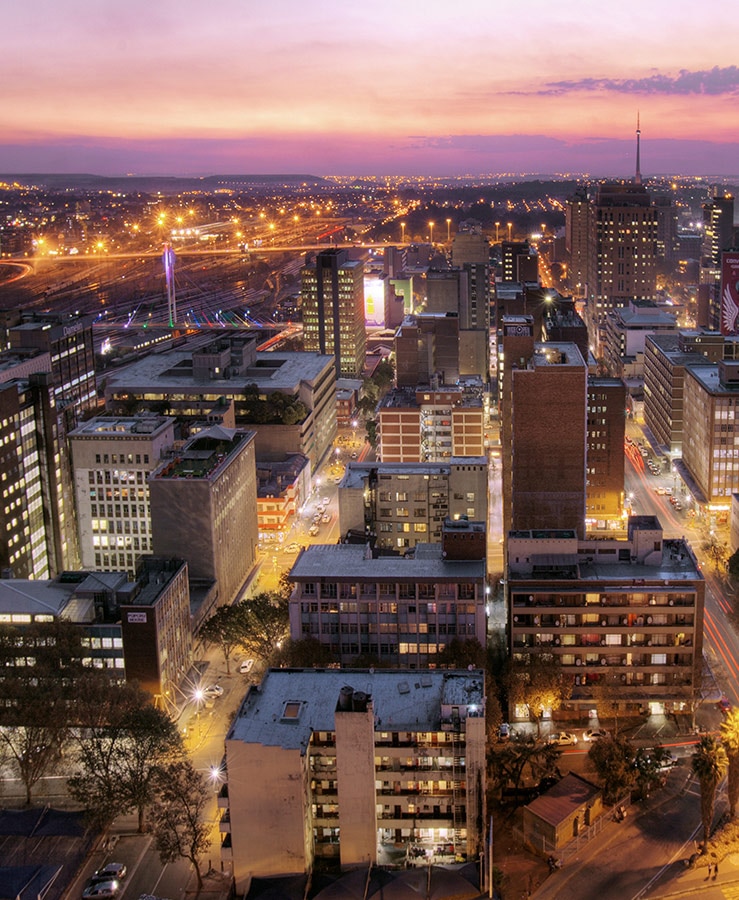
[0,173,329,193]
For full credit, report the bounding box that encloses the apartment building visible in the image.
[220,668,486,887]
[507,516,703,718]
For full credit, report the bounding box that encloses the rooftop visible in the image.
[69,415,173,438]
[289,543,485,580]
[152,426,254,481]
[228,668,485,751]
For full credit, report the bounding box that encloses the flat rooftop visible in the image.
[289,543,485,580]
[228,668,485,751]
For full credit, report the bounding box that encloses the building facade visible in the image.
[70,416,176,575]
[288,534,486,668]
[507,517,703,718]
[338,460,488,550]
[221,668,486,887]
[149,426,258,608]
[301,249,367,378]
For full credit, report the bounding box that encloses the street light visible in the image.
[401,221,406,243]
[446,218,452,242]
[429,221,435,244]
[495,222,500,243]
[507,222,513,241]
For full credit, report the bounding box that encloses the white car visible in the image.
[239,659,254,674]
[548,732,578,746]
[322,497,330,506]
[202,684,224,699]
[583,728,608,742]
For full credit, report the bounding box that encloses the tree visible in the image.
[590,674,624,736]
[149,760,212,890]
[504,655,572,736]
[68,680,184,832]
[692,734,728,844]
[633,745,671,802]
[588,736,637,805]
[239,591,290,660]
[702,534,728,571]
[272,637,334,668]
[0,676,74,805]
[198,604,248,674]
[721,708,739,817]
[437,638,487,669]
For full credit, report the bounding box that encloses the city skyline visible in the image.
[3,0,739,177]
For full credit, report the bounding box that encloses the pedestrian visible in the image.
[706,862,713,879]
[714,861,719,880]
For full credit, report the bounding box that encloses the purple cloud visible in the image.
[544,66,739,96]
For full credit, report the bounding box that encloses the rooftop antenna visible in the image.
[635,113,642,185]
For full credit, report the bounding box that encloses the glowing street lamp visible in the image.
[401,221,406,243]
[507,222,513,241]
[446,218,452,241]
[429,221,435,244]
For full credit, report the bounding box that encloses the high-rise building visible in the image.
[586,183,658,344]
[7,311,97,421]
[69,416,176,575]
[149,426,258,609]
[501,241,538,284]
[701,192,736,330]
[565,187,591,299]
[586,377,626,529]
[499,320,588,538]
[301,249,366,378]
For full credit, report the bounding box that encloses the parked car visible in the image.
[309,524,320,536]
[497,723,511,742]
[82,881,120,899]
[583,728,609,742]
[239,659,254,675]
[322,497,330,506]
[548,732,578,746]
[202,684,223,699]
[321,514,330,523]
[718,696,732,714]
[90,865,126,883]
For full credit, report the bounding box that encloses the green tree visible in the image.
[149,760,212,890]
[504,655,572,736]
[437,638,487,669]
[68,680,184,832]
[633,745,671,802]
[239,591,290,660]
[199,604,249,674]
[702,534,729,571]
[272,637,334,668]
[721,708,739,817]
[692,734,728,844]
[587,736,636,805]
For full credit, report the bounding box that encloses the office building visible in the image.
[585,183,658,344]
[586,378,626,530]
[69,416,176,575]
[499,321,587,538]
[288,528,486,667]
[301,249,367,378]
[682,360,739,510]
[602,300,677,379]
[149,426,258,609]
[7,311,97,419]
[103,337,336,469]
[256,453,311,533]
[507,517,703,718]
[220,668,486,887]
[338,459,488,550]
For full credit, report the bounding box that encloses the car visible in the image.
[309,524,319,536]
[351,452,358,459]
[239,659,254,675]
[90,865,127,883]
[583,728,609,742]
[286,542,301,553]
[202,684,223,699]
[656,753,679,770]
[718,696,733,714]
[497,723,511,741]
[322,497,330,506]
[321,514,330,523]
[548,732,578,746]
[673,502,682,511]
[655,487,666,495]
[82,881,120,899]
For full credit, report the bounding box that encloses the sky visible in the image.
[3,0,739,178]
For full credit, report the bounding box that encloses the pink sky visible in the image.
[3,0,739,177]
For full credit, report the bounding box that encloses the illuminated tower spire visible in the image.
[635,113,642,185]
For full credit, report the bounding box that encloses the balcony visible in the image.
[220,833,232,860]
[217,783,229,809]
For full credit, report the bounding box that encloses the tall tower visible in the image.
[635,113,642,186]
[301,249,366,378]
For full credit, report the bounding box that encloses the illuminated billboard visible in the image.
[364,276,385,327]
[721,251,739,336]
